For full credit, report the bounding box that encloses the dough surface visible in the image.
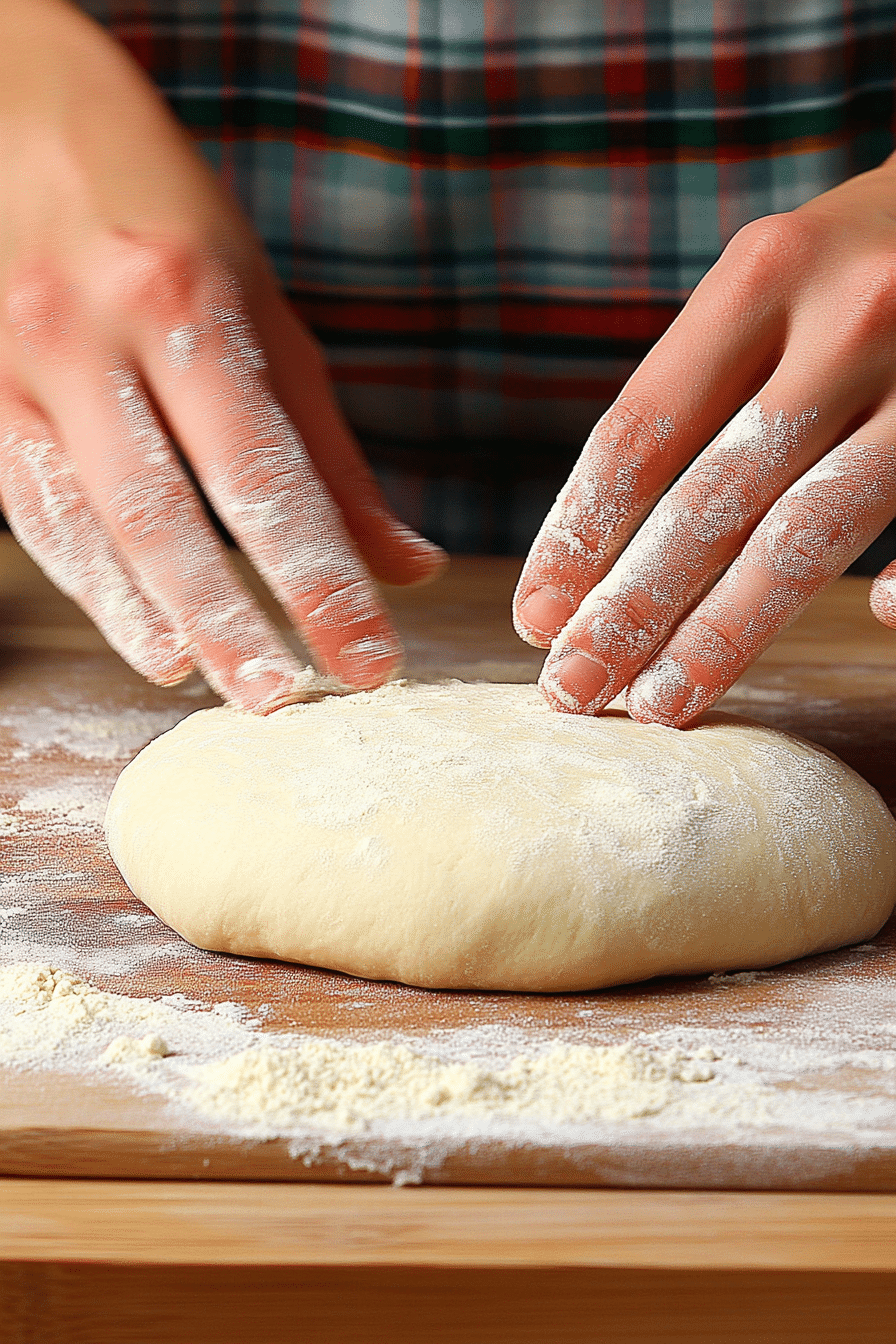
[105,680,896,992]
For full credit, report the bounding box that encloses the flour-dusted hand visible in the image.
[514,159,896,726]
[0,0,444,712]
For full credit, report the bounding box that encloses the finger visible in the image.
[251,290,448,587]
[626,434,896,726]
[536,294,891,721]
[870,559,896,628]
[513,216,793,647]
[114,246,404,688]
[536,394,825,714]
[0,401,193,685]
[17,334,319,712]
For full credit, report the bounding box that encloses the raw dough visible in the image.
[104,680,896,992]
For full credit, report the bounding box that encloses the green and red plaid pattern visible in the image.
[83,1,896,551]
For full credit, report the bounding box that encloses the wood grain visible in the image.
[3,1183,896,1268]
[3,1264,893,1344]
[2,1184,895,1344]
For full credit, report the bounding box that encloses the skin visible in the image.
[0,0,446,713]
[4,5,896,722]
[515,160,896,726]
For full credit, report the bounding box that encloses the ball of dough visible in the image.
[104,681,896,992]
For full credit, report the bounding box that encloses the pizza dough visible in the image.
[104,680,896,992]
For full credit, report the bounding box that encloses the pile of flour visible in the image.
[0,962,779,1139]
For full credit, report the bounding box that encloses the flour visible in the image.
[16,782,108,831]
[3,961,896,1165]
[0,963,765,1136]
[101,1034,170,1064]
[0,428,190,685]
[181,1038,745,1137]
[0,704,191,763]
[628,434,894,726]
[192,275,405,698]
[539,400,820,715]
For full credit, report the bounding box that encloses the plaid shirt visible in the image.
[83,1,896,552]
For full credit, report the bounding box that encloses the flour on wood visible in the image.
[3,963,896,1165]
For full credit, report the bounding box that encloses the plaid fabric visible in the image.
[81,1,896,552]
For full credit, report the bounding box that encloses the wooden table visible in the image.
[1,534,896,1341]
[2,1184,895,1343]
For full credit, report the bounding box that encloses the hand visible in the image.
[514,156,896,727]
[0,0,445,712]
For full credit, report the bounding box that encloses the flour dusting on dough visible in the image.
[104,681,896,993]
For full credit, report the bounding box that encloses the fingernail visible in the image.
[154,661,196,688]
[627,656,695,725]
[407,540,450,586]
[541,649,608,711]
[225,654,314,714]
[517,588,575,641]
[383,521,449,586]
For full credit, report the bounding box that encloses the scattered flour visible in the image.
[101,1034,170,1065]
[182,1037,744,1136]
[0,964,768,1138]
[15,783,107,832]
[0,706,190,764]
[3,963,896,1158]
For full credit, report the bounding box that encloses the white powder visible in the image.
[181,1038,749,1137]
[101,1034,170,1064]
[0,964,247,1064]
[523,400,840,723]
[0,964,764,1138]
[4,962,896,1162]
[0,704,191,763]
[16,782,108,831]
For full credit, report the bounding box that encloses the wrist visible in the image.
[0,0,120,118]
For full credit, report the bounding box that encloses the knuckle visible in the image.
[305,577,379,627]
[542,405,669,569]
[610,585,659,635]
[574,587,661,662]
[759,497,842,574]
[677,468,755,545]
[109,464,185,545]
[541,513,601,567]
[594,398,673,458]
[108,233,205,318]
[720,212,812,294]
[728,212,810,266]
[838,260,896,340]
[687,613,750,665]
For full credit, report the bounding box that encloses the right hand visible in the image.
[0,0,445,711]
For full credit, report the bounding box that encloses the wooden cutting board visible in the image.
[1,534,895,1189]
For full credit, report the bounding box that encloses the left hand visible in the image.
[514,156,896,727]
